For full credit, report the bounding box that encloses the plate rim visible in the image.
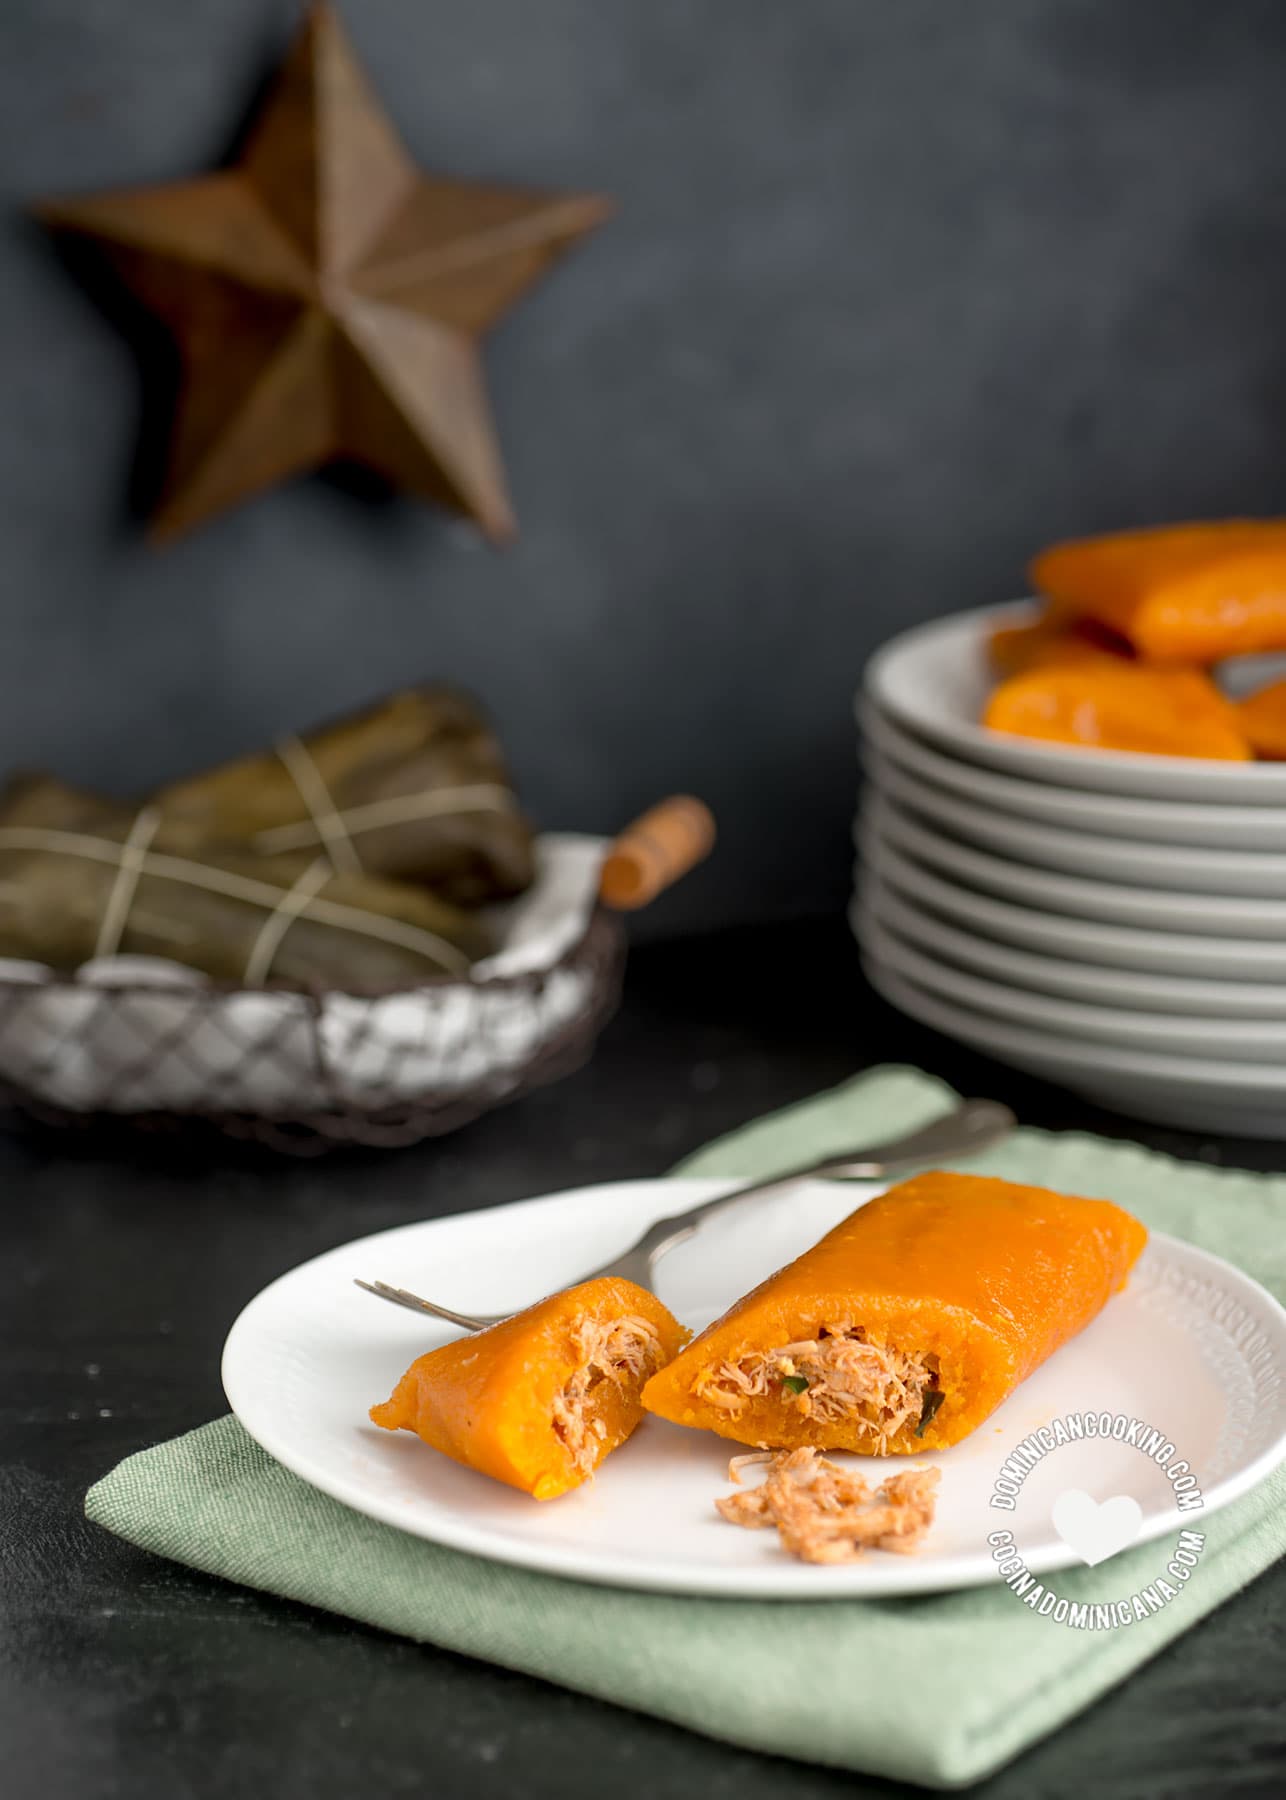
[861,701,1286,841]
[871,800,1286,933]
[869,745,1286,890]
[862,948,1286,1090]
[221,1178,1286,1600]
[859,905,1286,1052]
[863,830,1286,977]
[863,603,1286,801]
[858,869,1286,1015]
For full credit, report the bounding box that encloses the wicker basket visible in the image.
[0,835,625,1155]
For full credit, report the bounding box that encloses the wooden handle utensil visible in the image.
[599,795,715,910]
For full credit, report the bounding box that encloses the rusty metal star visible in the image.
[36,3,611,542]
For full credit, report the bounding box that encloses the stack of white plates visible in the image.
[855,603,1286,1137]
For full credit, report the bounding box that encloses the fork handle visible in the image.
[588,1097,1015,1283]
[357,1098,1015,1331]
[354,1279,506,1332]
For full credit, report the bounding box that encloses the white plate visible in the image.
[864,830,1286,980]
[864,604,1286,803]
[869,802,1286,938]
[222,1179,1286,1596]
[859,906,1286,1060]
[864,954,1286,1136]
[858,873,1286,1017]
[868,749,1286,898]
[862,704,1286,851]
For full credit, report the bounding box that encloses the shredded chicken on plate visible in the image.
[694,1326,938,1452]
[716,1447,940,1564]
[550,1313,666,1477]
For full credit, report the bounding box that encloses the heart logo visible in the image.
[1051,1488,1143,1567]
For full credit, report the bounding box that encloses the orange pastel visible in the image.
[983,663,1251,759]
[641,1172,1147,1456]
[372,1277,688,1499]
[1237,679,1286,760]
[1030,520,1286,662]
[989,611,1133,676]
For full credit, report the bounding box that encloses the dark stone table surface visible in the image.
[2,920,1283,1800]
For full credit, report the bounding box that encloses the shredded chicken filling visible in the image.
[694,1326,940,1453]
[716,1447,940,1563]
[550,1313,666,1477]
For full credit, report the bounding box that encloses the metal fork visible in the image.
[355,1096,1014,1332]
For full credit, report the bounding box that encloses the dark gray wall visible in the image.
[5,0,1286,933]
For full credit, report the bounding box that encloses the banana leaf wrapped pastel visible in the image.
[642,1171,1147,1455]
[150,686,535,904]
[0,775,490,989]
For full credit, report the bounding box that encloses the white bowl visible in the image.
[867,801,1286,938]
[862,704,1286,850]
[862,955,1286,1138]
[868,749,1286,897]
[859,906,1286,1061]
[864,603,1286,803]
[863,830,1286,980]
[859,871,1286,1017]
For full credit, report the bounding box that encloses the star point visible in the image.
[36,1,609,542]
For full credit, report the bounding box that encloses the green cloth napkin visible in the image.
[85,1066,1286,1789]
